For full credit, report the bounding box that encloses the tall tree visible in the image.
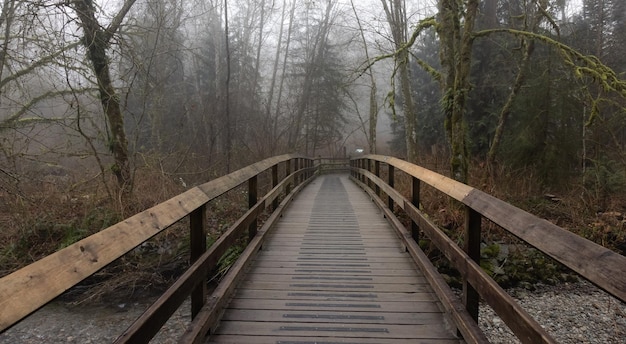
[351,0,379,154]
[71,0,138,191]
[487,0,547,167]
[436,0,480,182]
[380,0,419,162]
[264,0,292,155]
[224,0,232,171]
[122,0,186,154]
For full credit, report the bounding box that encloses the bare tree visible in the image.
[70,0,138,191]
[351,0,379,154]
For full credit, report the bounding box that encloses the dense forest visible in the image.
[0,0,625,282]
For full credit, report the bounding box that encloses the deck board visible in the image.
[206,174,463,343]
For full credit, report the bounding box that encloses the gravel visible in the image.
[479,280,626,344]
[1,281,624,343]
[0,299,192,344]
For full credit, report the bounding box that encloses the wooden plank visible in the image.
[362,155,626,304]
[464,188,626,303]
[363,155,473,202]
[226,298,444,313]
[208,175,461,343]
[247,267,418,277]
[212,321,457,339]
[351,171,554,343]
[231,289,438,302]
[353,177,488,344]
[0,187,209,332]
[209,335,463,344]
[0,154,306,333]
[235,281,431,293]
[258,250,411,258]
[249,260,417,270]
[251,255,412,264]
[242,273,423,284]
[221,309,445,324]
[179,177,315,344]
[115,199,268,343]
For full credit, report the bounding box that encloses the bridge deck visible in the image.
[207,174,462,343]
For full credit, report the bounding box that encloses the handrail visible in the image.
[0,154,315,335]
[314,156,350,173]
[351,155,626,344]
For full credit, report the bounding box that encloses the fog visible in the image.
[0,0,594,190]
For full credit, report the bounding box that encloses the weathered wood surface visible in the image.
[206,175,464,343]
[353,165,555,343]
[360,155,626,304]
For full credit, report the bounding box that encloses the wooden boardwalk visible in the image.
[207,174,463,343]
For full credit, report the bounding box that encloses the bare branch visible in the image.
[0,88,97,130]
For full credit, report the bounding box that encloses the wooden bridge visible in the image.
[1,155,625,343]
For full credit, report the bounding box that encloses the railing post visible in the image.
[272,164,278,211]
[411,177,420,241]
[367,159,373,189]
[388,164,394,210]
[285,159,292,195]
[248,176,258,241]
[295,158,300,185]
[189,205,206,318]
[317,157,322,175]
[359,159,365,183]
[374,160,381,197]
[464,206,481,322]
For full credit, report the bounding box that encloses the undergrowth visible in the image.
[0,162,278,304]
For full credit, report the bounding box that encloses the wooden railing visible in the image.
[0,154,315,342]
[315,156,350,173]
[351,155,626,344]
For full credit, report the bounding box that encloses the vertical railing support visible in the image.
[248,176,258,241]
[374,160,381,197]
[272,164,278,211]
[285,159,292,195]
[411,177,420,242]
[305,159,313,179]
[359,159,367,184]
[189,205,206,318]
[388,164,395,210]
[295,158,300,185]
[464,206,481,322]
[367,159,372,189]
[350,159,354,178]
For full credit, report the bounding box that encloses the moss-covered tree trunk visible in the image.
[436,0,479,183]
[72,0,135,191]
[381,0,418,163]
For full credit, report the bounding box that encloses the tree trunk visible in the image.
[265,0,287,154]
[351,0,378,154]
[72,0,133,191]
[289,1,333,150]
[437,0,479,183]
[272,0,296,153]
[224,0,232,172]
[487,3,544,168]
[380,0,418,162]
